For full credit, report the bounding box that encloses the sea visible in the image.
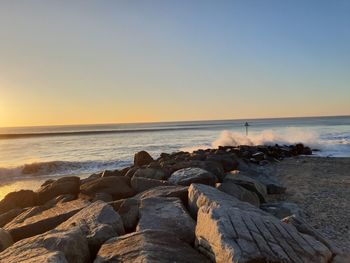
[0,116,349,200]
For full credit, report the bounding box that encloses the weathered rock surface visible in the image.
[133,167,167,180]
[80,176,134,200]
[261,202,305,219]
[168,167,217,186]
[0,208,24,227]
[0,224,90,263]
[216,181,260,207]
[134,151,154,166]
[224,173,268,202]
[131,176,171,193]
[206,153,239,172]
[137,197,195,244]
[57,201,125,256]
[134,185,188,205]
[0,190,37,215]
[101,169,122,177]
[109,198,139,232]
[94,229,210,263]
[37,176,80,205]
[0,228,13,252]
[191,184,333,263]
[4,199,89,242]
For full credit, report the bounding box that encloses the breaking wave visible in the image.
[0,160,131,182]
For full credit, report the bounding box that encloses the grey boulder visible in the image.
[168,167,217,186]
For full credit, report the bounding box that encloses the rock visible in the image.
[168,167,217,186]
[94,229,210,263]
[57,201,125,256]
[190,184,333,263]
[137,197,195,244]
[216,182,260,207]
[92,193,113,202]
[172,167,217,186]
[109,198,139,232]
[252,151,265,162]
[265,183,287,194]
[37,176,80,205]
[188,183,267,219]
[0,224,90,263]
[166,160,225,181]
[224,173,268,203]
[0,228,13,252]
[0,208,24,227]
[81,172,102,184]
[124,166,139,178]
[130,176,172,193]
[282,215,342,256]
[80,176,134,200]
[133,167,167,180]
[134,186,188,205]
[101,169,122,177]
[206,153,239,172]
[0,190,37,215]
[261,202,305,219]
[134,151,154,166]
[4,199,89,242]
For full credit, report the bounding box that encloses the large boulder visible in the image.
[37,176,80,205]
[94,229,210,263]
[137,197,195,244]
[0,226,90,263]
[80,176,134,200]
[134,185,188,205]
[0,190,37,215]
[109,198,139,232]
[190,184,333,263]
[224,173,268,203]
[134,151,154,166]
[216,182,260,207]
[131,176,172,193]
[0,228,13,252]
[0,208,24,228]
[4,199,89,242]
[168,167,217,186]
[132,167,167,180]
[57,201,125,256]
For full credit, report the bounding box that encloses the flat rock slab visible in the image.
[137,197,195,243]
[94,229,210,263]
[134,185,188,205]
[4,199,89,242]
[216,181,260,207]
[191,184,333,263]
[168,167,217,186]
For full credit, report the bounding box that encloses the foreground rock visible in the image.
[0,208,24,227]
[109,198,139,232]
[4,199,89,242]
[57,201,125,256]
[168,167,217,186]
[0,190,37,215]
[191,184,333,263]
[94,229,210,263]
[80,176,134,200]
[37,176,80,204]
[216,181,260,207]
[137,197,195,243]
[0,201,124,262]
[134,185,189,205]
[0,229,12,252]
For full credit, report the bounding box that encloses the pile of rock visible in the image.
[0,146,343,262]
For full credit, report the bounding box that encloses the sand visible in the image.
[270,156,350,252]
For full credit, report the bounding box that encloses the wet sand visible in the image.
[272,156,350,252]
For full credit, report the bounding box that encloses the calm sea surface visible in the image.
[0,116,349,199]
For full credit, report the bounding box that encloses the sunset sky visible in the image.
[0,1,349,127]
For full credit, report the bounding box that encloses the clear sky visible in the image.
[0,1,349,127]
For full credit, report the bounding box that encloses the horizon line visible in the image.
[1,114,349,129]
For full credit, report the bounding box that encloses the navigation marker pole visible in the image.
[244,122,250,136]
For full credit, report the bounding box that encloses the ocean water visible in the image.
[0,116,349,199]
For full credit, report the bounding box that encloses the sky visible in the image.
[0,1,349,127]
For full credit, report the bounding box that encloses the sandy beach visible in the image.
[271,156,350,252]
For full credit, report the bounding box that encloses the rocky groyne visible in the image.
[0,143,346,262]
